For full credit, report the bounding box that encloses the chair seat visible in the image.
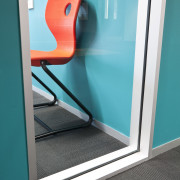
[31,49,74,67]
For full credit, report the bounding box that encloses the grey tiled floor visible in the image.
[108,146,180,180]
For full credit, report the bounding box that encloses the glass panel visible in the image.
[28,0,146,179]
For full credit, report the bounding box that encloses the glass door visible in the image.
[27,0,151,179]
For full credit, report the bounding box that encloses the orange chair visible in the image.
[31,0,93,140]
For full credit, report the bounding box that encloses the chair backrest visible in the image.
[45,0,81,53]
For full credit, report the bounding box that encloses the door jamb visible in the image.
[18,0,37,179]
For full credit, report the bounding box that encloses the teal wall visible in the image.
[29,0,138,137]
[0,0,29,180]
[153,0,180,148]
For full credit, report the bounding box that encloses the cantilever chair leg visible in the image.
[35,60,93,140]
[32,72,57,108]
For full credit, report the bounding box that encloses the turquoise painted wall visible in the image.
[153,0,180,148]
[0,0,29,180]
[29,0,138,136]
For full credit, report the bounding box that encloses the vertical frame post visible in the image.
[140,0,166,158]
[18,0,37,179]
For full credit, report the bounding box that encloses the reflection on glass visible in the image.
[114,0,117,20]
[104,0,109,19]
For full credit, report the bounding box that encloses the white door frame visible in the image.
[19,0,37,180]
[18,0,166,179]
[140,0,166,159]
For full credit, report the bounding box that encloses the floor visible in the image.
[33,91,126,179]
[33,91,180,180]
[108,146,180,180]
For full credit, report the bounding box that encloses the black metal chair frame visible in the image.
[33,60,93,140]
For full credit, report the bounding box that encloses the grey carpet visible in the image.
[33,91,126,179]
[108,146,180,180]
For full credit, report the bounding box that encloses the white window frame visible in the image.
[18,0,166,179]
[28,0,33,9]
